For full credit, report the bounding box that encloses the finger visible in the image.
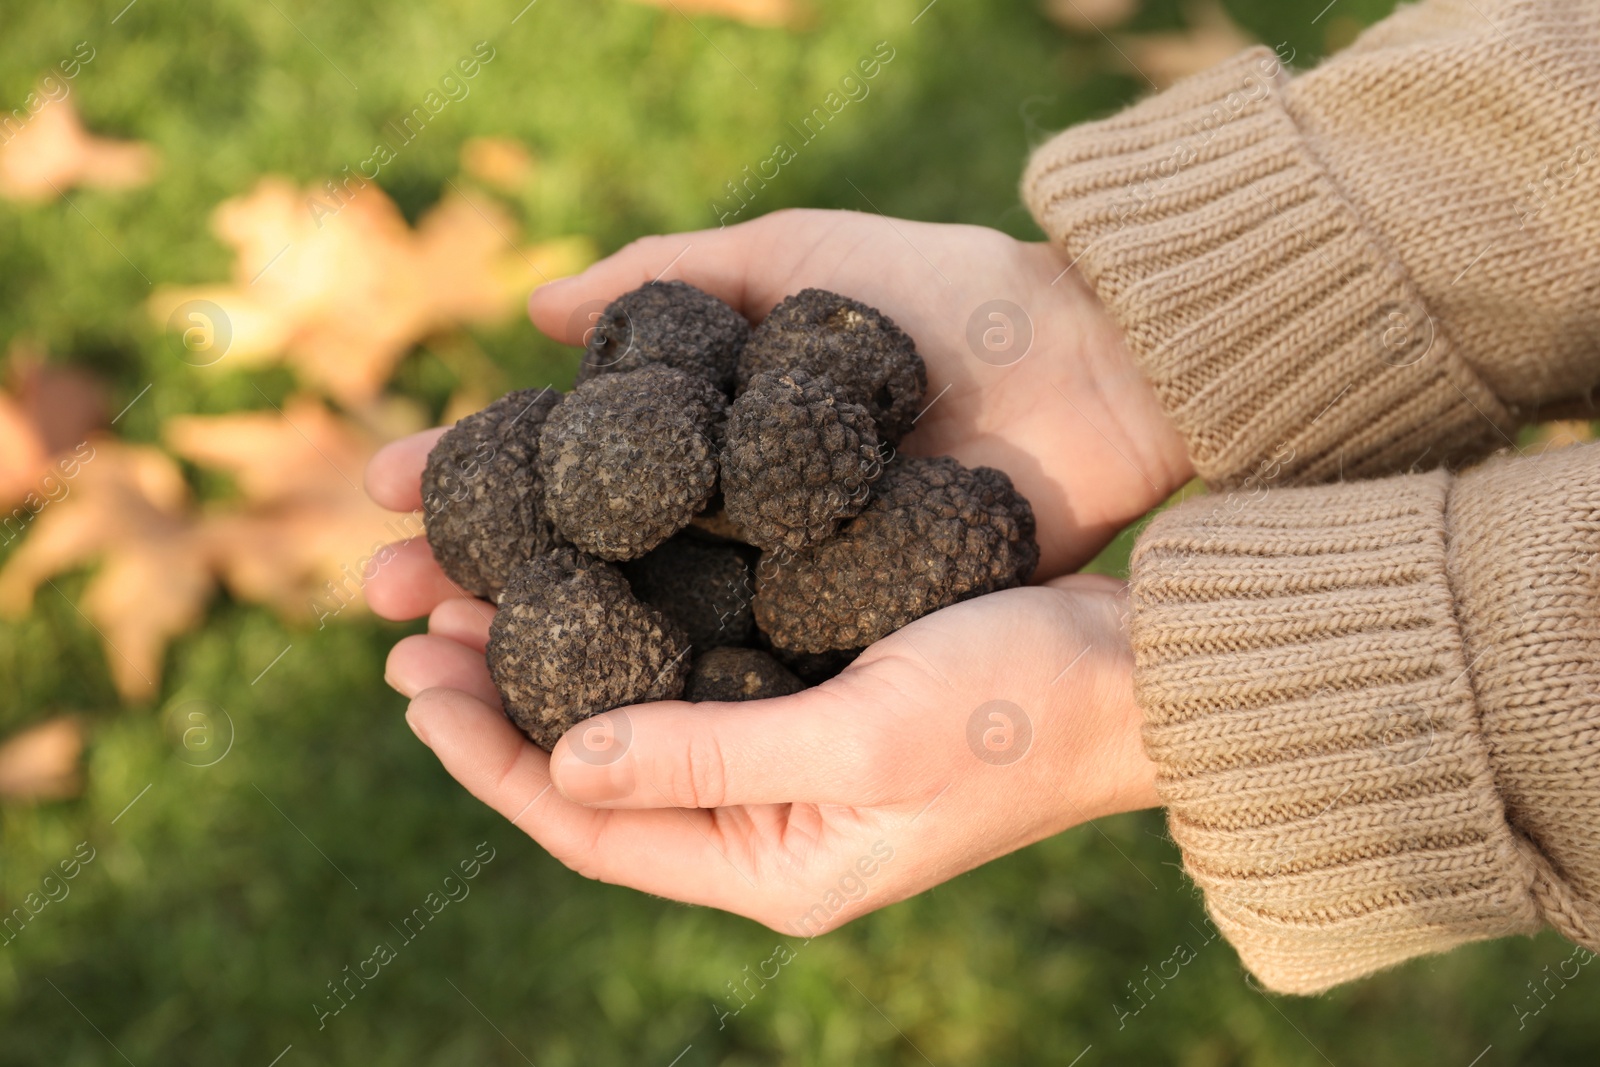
[1046,573,1127,597]
[387,634,501,708]
[407,688,789,915]
[428,597,496,653]
[527,216,801,340]
[364,538,467,620]
[365,428,448,512]
[548,686,901,810]
[405,687,596,863]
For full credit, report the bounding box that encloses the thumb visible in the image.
[548,683,901,810]
[527,214,794,344]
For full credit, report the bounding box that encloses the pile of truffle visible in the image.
[423,282,1038,749]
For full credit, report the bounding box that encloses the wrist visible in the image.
[1033,246,1196,502]
[1041,576,1162,821]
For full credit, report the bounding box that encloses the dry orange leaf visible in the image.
[0,95,158,202]
[166,395,424,619]
[149,178,594,405]
[0,397,424,700]
[1531,420,1597,450]
[1043,0,1141,33]
[460,136,538,192]
[0,716,85,800]
[626,0,797,26]
[1115,0,1257,88]
[0,347,106,507]
[0,440,212,702]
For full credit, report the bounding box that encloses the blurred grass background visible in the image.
[3,0,1597,1064]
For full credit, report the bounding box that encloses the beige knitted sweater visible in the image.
[1023,0,1600,994]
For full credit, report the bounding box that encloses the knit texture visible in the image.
[1130,446,1600,993]
[1022,0,1600,488]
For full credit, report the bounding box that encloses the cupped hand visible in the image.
[363,207,1194,624]
[385,575,1158,934]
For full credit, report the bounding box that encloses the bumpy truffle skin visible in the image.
[421,387,564,601]
[539,365,726,561]
[753,456,1039,652]
[487,549,690,749]
[621,535,756,650]
[684,648,803,702]
[721,369,883,553]
[737,289,927,442]
[576,281,750,393]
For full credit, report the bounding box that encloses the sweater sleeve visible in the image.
[1129,441,1600,994]
[1022,0,1600,489]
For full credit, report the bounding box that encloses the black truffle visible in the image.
[539,365,726,561]
[771,646,863,686]
[487,549,690,749]
[621,535,756,650]
[753,456,1038,652]
[737,289,927,442]
[421,387,564,602]
[576,280,749,393]
[684,647,803,702]
[721,369,883,553]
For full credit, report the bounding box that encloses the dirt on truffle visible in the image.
[684,647,803,702]
[539,364,726,561]
[753,456,1039,652]
[620,534,757,650]
[736,289,927,442]
[421,387,564,602]
[487,548,690,749]
[576,280,749,393]
[721,368,883,553]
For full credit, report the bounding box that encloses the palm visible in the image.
[526,209,1191,577]
[384,580,1153,933]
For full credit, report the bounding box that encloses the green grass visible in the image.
[3,1,1598,1064]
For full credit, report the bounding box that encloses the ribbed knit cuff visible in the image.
[1129,472,1543,994]
[1022,48,1511,489]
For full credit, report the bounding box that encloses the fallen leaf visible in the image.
[0,346,107,507]
[0,94,158,202]
[460,136,538,192]
[0,395,428,700]
[1043,0,1140,33]
[625,0,797,26]
[0,716,84,800]
[166,395,425,620]
[149,179,594,405]
[1115,0,1257,88]
[1530,420,1597,450]
[0,441,213,702]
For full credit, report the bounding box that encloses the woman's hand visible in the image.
[384,575,1159,935]
[364,208,1193,624]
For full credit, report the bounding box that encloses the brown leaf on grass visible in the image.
[1530,420,1597,450]
[1042,0,1141,33]
[0,441,213,702]
[149,179,594,405]
[625,0,797,26]
[0,716,85,800]
[0,397,426,700]
[0,347,107,507]
[166,395,426,620]
[0,95,158,202]
[460,137,537,192]
[1115,0,1257,88]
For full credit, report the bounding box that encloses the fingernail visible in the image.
[552,748,635,805]
[385,668,411,698]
